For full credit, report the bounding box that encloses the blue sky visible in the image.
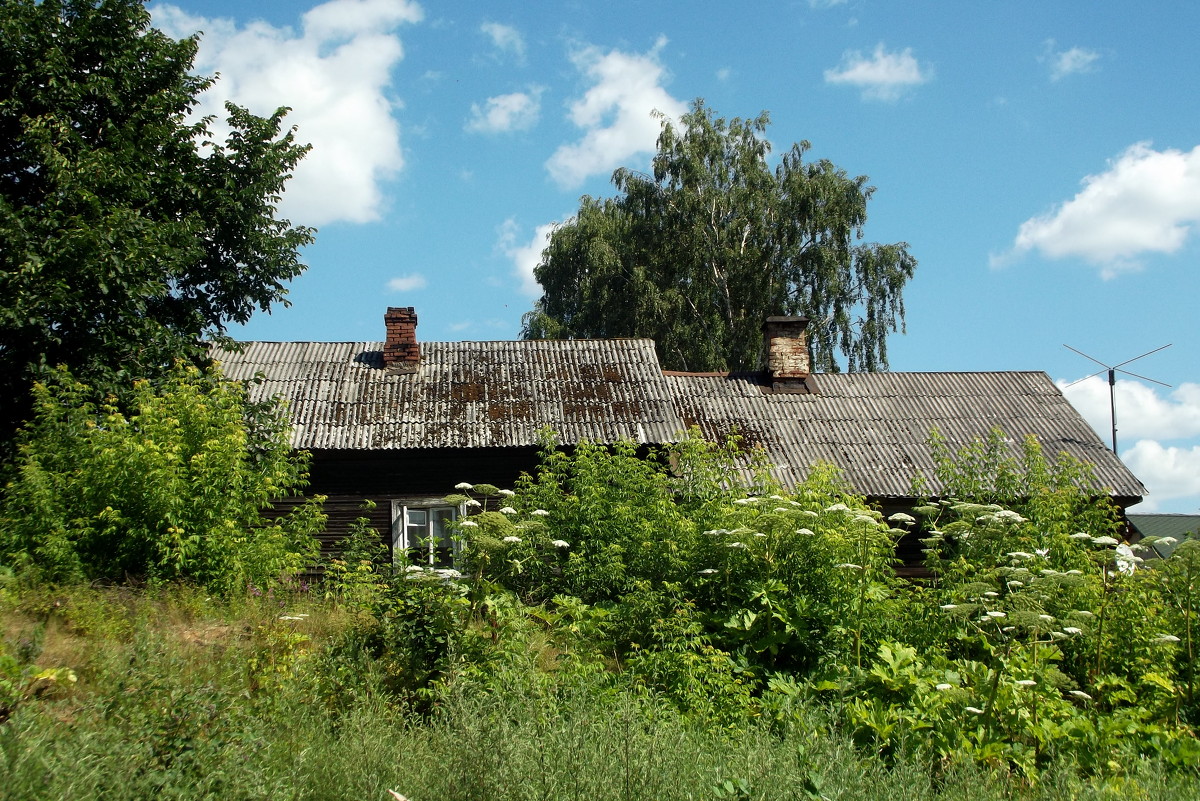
[149,0,1199,513]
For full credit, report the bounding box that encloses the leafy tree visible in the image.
[0,363,324,592]
[522,100,916,372]
[0,0,312,442]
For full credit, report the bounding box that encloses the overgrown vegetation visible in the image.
[0,363,324,592]
[0,428,1197,798]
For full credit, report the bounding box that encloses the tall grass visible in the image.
[0,586,1194,800]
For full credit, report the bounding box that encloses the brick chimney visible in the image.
[383,307,419,374]
[762,316,813,393]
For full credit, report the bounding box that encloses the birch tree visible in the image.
[522,100,916,373]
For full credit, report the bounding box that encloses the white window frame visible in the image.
[390,497,462,567]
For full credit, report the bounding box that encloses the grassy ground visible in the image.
[0,585,1195,801]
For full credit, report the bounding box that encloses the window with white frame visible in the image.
[391,499,460,567]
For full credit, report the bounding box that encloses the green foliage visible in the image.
[461,437,908,703]
[522,99,916,372]
[3,426,1200,788]
[0,0,313,441]
[0,584,1198,798]
[825,428,1200,775]
[0,363,323,592]
[442,430,1200,777]
[321,501,390,607]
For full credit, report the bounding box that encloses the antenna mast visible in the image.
[1064,344,1172,453]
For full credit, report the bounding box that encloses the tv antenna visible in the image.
[1064,343,1172,453]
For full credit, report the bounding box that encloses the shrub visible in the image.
[0,364,324,592]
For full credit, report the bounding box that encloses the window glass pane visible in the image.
[404,508,429,564]
[431,508,457,567]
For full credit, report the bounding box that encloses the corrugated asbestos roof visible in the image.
[665,371,1144,500]
[216,340,1145,501]
[217,339,682,450]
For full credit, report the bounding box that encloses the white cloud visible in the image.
[545,37,687,188]
[1045,42,1100,81]
[497,218,556,297]
[1060,377,1200,512]
[387,273,427,292]
[823,43,931,101]
[466,89,543,133]
[152,0,423,227]
[1060,378,1200,443]
[1005,143,1200,275]
[481,21,524,60]
[1122,441,1200,512]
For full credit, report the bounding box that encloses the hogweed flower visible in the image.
[498,489,515,497]
[502,535,521,543]
[935,683,953,691]
[531,509,550,516]
[728,542,748,549]
[1091,535,1119,546]
[1069,532,1092,540]
[986,611,1007,618]
[454,482,474,490]
[697,568,717,575]
[459,520,478,528]
[499,507,517,515]
[551,539,570,548]
[966,706,984,715]
[1153,634,1181,644]
[1069,690,1092,701]
[825,503,850,513]
[1063,626,1082,635]
[465,499,482,508]
[837,563,863,570]
[796,528,816,536]
[1115,543,1139,575]
[889,512,917,525]
[1015,679,1037,687]
[940,604,958,610]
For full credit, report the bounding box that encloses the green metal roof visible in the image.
[1128,514,1200,558]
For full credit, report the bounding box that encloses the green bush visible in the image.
[0,364,324,592]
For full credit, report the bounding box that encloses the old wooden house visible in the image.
[218,307,1145,564]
